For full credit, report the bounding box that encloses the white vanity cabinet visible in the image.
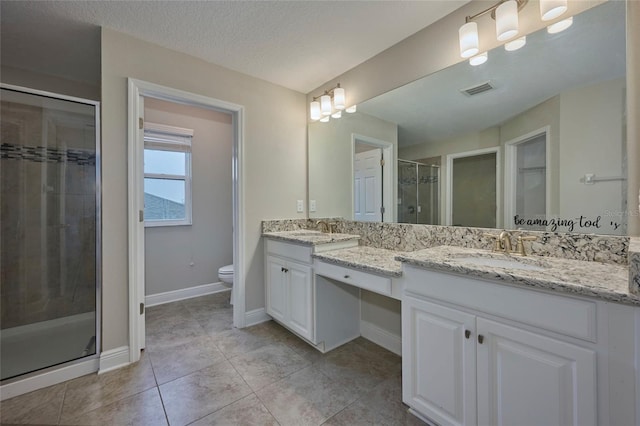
[402,265,638,426]
[265,240,314,340]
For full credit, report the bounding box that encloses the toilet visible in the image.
[218,264,234,305]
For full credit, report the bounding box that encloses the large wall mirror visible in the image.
[308,1,627,236]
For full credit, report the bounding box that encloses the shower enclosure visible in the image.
[0,85,100,381]
[397,159,440,224]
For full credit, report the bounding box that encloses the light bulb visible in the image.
[320,116,330,123]
[540,0,567,21]
[469,52,488,66]
[496,0,519,41]
[345,105,357,113]
[459,21,479,58]
[333,87,345,110]
[547,16,573,34]
[310,101,321,121]
[505,36,526,51]
[331,110,342,119]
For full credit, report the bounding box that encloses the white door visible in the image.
[265,255,286,323]
[287,261,313,340]
[476,318,597,426]
[354,149,382,221]
[402,296,477,426]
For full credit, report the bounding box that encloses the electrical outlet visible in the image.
[310,200,317,212]
[296,200,304,213]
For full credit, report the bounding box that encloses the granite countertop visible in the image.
[397,246,640,307]
[262,230,360,246]
[312,246,404,277]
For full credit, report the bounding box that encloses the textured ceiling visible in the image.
[0,1,468,93]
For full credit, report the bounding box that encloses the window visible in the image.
[143,122,193,226]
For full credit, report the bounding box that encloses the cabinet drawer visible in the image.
[266,239,312,264]
[315,260,392,296]
[404,266,597,342]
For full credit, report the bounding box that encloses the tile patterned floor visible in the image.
[0,291,426,425]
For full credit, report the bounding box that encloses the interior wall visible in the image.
[1,65,100,101]
[308,112,397,220]
[143,98,233,296]
[559,78,626,235]
[101,28,307,351]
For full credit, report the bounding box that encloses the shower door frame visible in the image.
[0,83,101,397]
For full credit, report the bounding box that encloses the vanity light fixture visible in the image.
[459,0,528,59]
[505,36,526,51]
[310,83,352,122]
[547,16,573,34]
[469,52,488,66]
[540,0,567,21]
[345,105,357,113]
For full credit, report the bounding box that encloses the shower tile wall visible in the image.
[1,100,96,330]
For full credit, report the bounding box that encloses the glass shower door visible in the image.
[1,87,100,380]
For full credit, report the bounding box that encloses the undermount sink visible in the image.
[454,256,547,271]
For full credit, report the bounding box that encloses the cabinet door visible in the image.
[287,260,313,340]
[402,296,477,426]
[266,255,286,323]
[476,318,597,426]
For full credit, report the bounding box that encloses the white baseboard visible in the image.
[360,320,402,356]
[145,282,230,307]
[98,346,130,374]
[245,308,270,327]
[0,357,99,401]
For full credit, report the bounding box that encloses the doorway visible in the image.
[505,128,549,230]
[127,79,245,363]
[351,134,395,222]
[446,147,501,228]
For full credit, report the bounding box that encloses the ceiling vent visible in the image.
[460,81,494,96]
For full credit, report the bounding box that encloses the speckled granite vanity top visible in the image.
[397,246,640,306]
[262,230,360,246]
[312,246,405,277]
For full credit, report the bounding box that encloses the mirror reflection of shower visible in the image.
[397,159,440,224]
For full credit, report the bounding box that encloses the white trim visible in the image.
[360,319,402,356]
[127,78,246,366]
[146,284,230,307]
[445,147,502,227]
[0,312,95,339]
[98,346,130,374]
[504,126,551,229]
[245,308,271,327]
[144,122,194,137]
[0,357,99,401]
[350,134,396,222]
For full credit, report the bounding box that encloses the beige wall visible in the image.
[143,98,233,295]
[308,111,397,220]
[1,65,100,101]
[101,28,307,350]
[559,78,626,235]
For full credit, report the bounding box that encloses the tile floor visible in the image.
[0,291,426,425]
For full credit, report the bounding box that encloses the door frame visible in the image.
[445,147,501,227]
[127,78,245,363]
[504,126,551,229]
[350,134,395,222]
